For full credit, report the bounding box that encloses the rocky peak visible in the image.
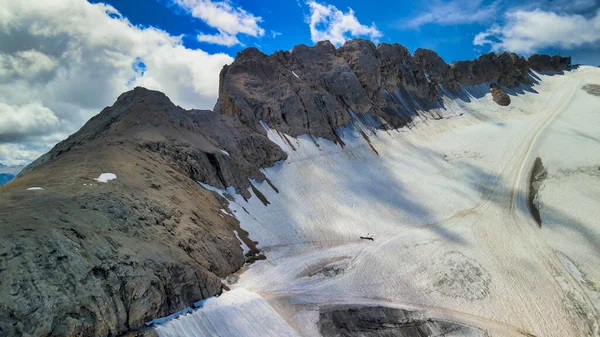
[413,48,459,91]
[527,54,571,72]
[215,39,571,141]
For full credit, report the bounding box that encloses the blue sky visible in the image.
[90,0,600,64]
[0,0,599,166]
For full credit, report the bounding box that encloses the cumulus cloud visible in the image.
[306,1,382,47]
[404,0,499,29]
[0,102,59,142]
[0,0,233,165]
[173,0,264,46]
[474,9,600,54]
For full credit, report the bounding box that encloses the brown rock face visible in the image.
[490,83,511,106]
[0,88,284,336]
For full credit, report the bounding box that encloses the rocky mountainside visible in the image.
[215,39,570,141]
[0,39,570,337]
[0,88,284,336]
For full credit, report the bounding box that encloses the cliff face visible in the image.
[215,39,571,139]
[0,39,571,337]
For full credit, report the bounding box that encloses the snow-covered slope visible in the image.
[155,67,600,337]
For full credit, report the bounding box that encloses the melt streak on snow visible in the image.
[157,67,600,337]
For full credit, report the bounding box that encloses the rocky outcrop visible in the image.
[450,51,529,87]
[529,157,548,227]
[319,306,487,336]
[413,48,460,91]
[527,54,571,72]
[216,40,570,141]
[490,83,511,106]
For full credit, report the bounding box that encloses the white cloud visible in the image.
[404,0,499,29]
[474,9,600,54]
[197,31,240,46]
[0,143,52,166]
[0,0,233,165]
[173,0,264,46]
[306,1,382,46]
[0,102,59,142]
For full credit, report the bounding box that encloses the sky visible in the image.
[0,0,598,166]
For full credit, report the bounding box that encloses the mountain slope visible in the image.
[0,88,284,336]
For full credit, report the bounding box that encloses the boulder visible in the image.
[490,83,511,106]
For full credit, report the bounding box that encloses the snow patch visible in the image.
[94,173,117,183]
[26,187,43,191]
[291,70,300,79]
[154,288,301,337]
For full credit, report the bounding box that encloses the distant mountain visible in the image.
[0,164,25,176]
[0,173,14,186]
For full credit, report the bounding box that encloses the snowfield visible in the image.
[156,67,600,337]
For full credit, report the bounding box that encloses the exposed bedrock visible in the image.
[215,39,570,141]
[319,305,488,337]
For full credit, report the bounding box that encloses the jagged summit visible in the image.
[215,38,571,142]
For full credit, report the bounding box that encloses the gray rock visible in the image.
[319,305,488,337]
[450,52,529,87]
[216,40,567,142]
[527,54,571,72]
[414,48,460,91]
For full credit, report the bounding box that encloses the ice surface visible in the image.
[156,67,600,337]
[94,173,117,183]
